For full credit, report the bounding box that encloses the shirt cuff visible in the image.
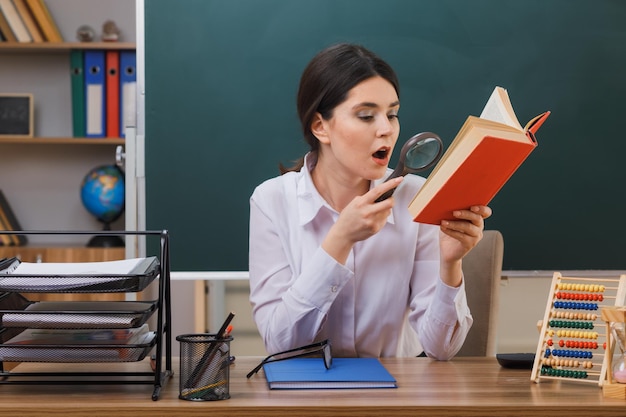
[289,248,353,312]
[431,278,469,326]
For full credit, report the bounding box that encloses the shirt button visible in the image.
[331,285,338,293]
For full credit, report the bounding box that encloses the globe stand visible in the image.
[87,223,125,248]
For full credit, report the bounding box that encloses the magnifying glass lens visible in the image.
[374,132,443,203]
[405,137,441,170]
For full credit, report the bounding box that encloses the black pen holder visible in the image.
[176,333,233,401]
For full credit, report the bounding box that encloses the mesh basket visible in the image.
[0,329,156,363]
[0,300,157,329]
[177,333,233,401]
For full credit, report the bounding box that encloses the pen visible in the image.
[216,312,235,338]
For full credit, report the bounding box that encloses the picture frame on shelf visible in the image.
[0,93,34,137]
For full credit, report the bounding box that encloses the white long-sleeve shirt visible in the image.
[248,153,473,359]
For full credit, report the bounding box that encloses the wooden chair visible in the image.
[396,230,504,357]
[456,230,504,357]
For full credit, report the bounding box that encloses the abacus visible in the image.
[531,272,626,386]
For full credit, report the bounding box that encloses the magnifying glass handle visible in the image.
[374,167,404,203]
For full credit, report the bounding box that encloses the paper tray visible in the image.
[0,257,160,293]
[0,300,157,329]
[0,332,156,363]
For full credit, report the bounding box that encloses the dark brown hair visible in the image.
[280,43,400,173]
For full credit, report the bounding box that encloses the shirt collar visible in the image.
[296,152,396,226]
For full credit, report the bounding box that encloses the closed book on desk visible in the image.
[263,357,397,389]
[408,86,549,225]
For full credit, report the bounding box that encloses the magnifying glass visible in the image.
[375,132,443,202]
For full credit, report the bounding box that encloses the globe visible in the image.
[80,164,125,247]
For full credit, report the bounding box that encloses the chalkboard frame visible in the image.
[0,94,33,137]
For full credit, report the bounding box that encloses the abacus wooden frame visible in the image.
[531,273,626,387]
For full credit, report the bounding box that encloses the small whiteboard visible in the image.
[0,94,34,137]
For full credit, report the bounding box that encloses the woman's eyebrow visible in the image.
[354,100,400,109]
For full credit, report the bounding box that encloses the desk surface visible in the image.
[0,357,624,416]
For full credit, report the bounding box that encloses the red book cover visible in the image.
[105,50,120,138]
[409,132,536,225]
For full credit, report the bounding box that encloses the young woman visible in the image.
[248,43,491,360]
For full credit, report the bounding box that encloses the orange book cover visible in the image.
[105,50,120,138]
[408,87,549,225]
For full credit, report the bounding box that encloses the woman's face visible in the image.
[315,76,400,181]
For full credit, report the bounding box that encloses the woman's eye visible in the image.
[388,114,399,120]
[358,114,374,121]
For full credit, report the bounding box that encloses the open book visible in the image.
[408,86,549,224]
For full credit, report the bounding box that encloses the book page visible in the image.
[479,86,523,131]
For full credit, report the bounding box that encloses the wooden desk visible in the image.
[0,357,624,416]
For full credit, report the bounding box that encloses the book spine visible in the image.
[0,8,17,41]
[70,49,86,137]
[0,0,31,42]
[36,0,60,41]
[105,50,120,138]
[24,0,60,42]
[12,0,43,42]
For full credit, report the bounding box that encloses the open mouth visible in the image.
[372,147,390,161]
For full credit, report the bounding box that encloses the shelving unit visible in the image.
[0,0,137,249]
[0,230,173,401]
[0,40,136,248]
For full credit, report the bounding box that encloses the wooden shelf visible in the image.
[0,137,124,145]
[0,42,136,54]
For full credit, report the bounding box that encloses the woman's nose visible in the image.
[376,116,395,137]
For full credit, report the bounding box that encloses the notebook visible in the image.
[262,357,397,389]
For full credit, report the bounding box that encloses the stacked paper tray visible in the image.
[0,300,157,329]
[0,257,160,293]
[0,331,156,363]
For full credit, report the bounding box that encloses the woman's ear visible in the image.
[310,113,330,144]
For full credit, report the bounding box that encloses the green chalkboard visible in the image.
[145,0,626,271]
